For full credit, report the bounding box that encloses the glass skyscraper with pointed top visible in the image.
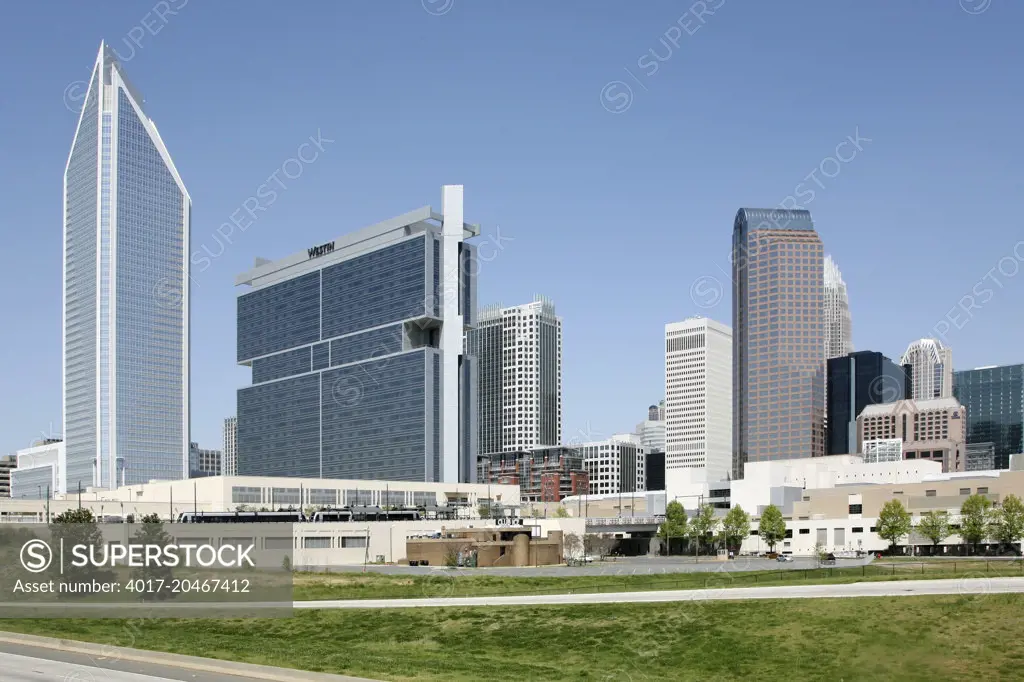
[63,43,191,492]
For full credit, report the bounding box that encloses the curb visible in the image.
[0,630,383,682]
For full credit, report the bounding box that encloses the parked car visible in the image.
[821,553,836,566]
[777,554,794,562]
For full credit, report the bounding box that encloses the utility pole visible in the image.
[695,493,703,564]
[77,482,81,509]
[46,485,50,524]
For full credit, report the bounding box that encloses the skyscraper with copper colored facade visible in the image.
[732,209,825,478]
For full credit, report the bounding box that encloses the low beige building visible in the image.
[857,397,966,472]
[406,526,565,567]
[740,470,1024,556]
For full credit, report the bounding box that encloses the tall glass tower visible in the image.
[235,186,477,483]
[63,43,190,492]
[732,208,824,478]
[953,364,1024,470]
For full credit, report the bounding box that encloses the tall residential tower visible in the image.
[465,298,562,453]
[222,416,238,476]
[63,43,190,492]
[732,209,824,478]
[664,317,732,482]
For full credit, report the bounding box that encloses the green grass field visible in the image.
[291,560,1024,600]
[1,593,1021,681]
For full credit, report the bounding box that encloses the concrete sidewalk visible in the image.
[291,576,1024,609]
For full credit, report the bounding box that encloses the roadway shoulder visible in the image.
[0,630,382,682]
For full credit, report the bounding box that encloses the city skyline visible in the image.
[2,4,1024,459]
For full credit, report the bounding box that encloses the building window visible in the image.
[749,530,758,536]
[799,528,810,535]
[852,527,863,533]
[784,529,793,539]
[231,486,262,504]
[978,487,989,495]
[959,488,970,496]
[925,490,936,497]
[303,537,331,549]
[308,489,338,506]
[870,526,878,532]
[341,536,367,548]
[848,504,863,514]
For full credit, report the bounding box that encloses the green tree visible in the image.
[813,541,827,567]
[916,510,950,551]
[563,532,583,565]
[990,494,1024,553]
[555,506,570,518]
[757,504,787,553]
[689,504,718,555]
[719,505,751,553]
[49,508,115,592]
[876,499,912,553]
[960,494,994,555]
[658,501,688,554]
[130,514,175,601]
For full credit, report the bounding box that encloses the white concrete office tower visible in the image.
[63,43,190,492]
[222,417,238,477]
[901,338,953,400]
[823,255,853,360]
[665,318,732,482]
[579,436,645,495]
[465,297,562,453]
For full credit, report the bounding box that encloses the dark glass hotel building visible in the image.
[235,187,479,482]
[953,364,1024,470]
[826,351,909,455]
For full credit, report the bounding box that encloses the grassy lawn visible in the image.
[1,594,1021,681]
[291,561,1024,600]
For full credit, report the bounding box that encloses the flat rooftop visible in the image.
[235,204,480,288]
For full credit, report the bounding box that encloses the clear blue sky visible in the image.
[2,0,1022,455]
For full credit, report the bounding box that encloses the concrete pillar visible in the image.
[512,532,530,566]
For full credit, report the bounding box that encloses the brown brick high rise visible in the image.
[732,209,825,478]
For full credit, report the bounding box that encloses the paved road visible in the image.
[1,646,247,681]
[292,576,1024,609]
[0,638,380,682]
